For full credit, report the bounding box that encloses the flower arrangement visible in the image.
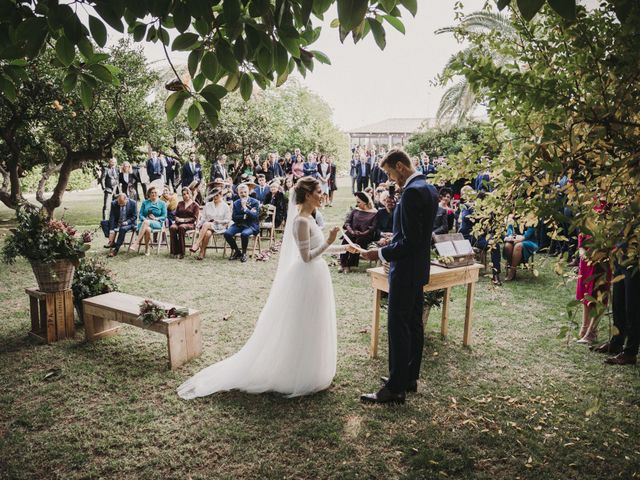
[72,257,119,303]
[2,208,89,265]
[137,299,189,325]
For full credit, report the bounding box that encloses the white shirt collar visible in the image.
[403,171,422,187]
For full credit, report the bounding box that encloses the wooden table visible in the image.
[83,292,202,370]
[368,263,483,358]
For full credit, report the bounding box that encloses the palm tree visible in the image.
[435,10,516,127]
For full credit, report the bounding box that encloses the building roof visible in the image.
[347,118,436,135]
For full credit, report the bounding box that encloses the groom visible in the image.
[360,149,438,405]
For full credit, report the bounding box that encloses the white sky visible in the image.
[110,1,487,130]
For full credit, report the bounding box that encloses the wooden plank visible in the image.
[45,294,56,343]
[167,321,188,370]
[29,296,39,333]
[84,312,96,340]
[370,288,382,358]
[183,314,202,362]
[463,281,476,347]
[55,291,66,339]
[25,287,47,300]
[441,287,451,338]
[64,289,75,339]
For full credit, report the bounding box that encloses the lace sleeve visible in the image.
[294,217,347,261]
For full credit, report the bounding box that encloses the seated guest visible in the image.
[169,187,200,259]
[224,183,260,263]
[188,180,205,206]
[133,186,167,255]
[503,219,539,281]
[256,159,273,182]
[106,193,137,257]
[190,188,232,260]
[264,180,287,227]
[433,188,453,235]
[161,186,178,225]
[254,174,270,203]
[291,156,305,180]
[339,192,378,273]
[375,191,395,243]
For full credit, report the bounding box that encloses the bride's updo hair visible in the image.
[294,176,319,205]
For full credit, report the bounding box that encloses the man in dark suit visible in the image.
[254,174,270,203]
[360,149,439,405]
[106,193,138,257]
[224,183,260,263]
[268,152,285,178]
[356,154,372,191]
[164,153,179,192]
[181,152,202,187]
[146,150,164,183]
[210,154,229,182]
[100,157,120,220]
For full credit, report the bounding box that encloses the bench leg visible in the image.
[370,288,382,358]
[441,287,451,338]
[167,315,203,370]
[463,282,476,346]
[84,313,121,341]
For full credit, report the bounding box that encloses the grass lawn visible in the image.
[0,179,639,479]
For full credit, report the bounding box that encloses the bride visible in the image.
[178,177,350,399]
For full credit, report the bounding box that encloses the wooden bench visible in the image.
[82,292,202,370]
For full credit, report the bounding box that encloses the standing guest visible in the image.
[132,186,167,256]
[100,157,120,220]
[190,188,232,260]
[422,153,436,176]
[254,174,270,203]
[161,186,179,225]
[146,150,164,183]
[264,180,287,227]
[291,147,302,163]
[181,152,202,187]
[278,156,289,176]
[291,155,305,180]
[327,155,338,207]
[283,152,293,173]
[350,154,359,194]
[106,193,137,257]
[356,153,371,191]
[224,184,260,263]
[303,153,318,178]
[317,154,331,207]
[119,161,140,201]
[339,192,378,273]
[164,153,179,192]
[169,187,200,259]
[268,152,285,178]
[132,160,147,199]
[210,154,229,183]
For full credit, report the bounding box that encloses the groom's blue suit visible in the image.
[380,173,438,394]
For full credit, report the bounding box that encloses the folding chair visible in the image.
[259,205,277,250]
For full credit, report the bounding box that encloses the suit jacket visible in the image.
[350,158,358,178]
[303,162,318,177]
[381,175,438,286]
[181,161,202,186]
[165,157,179,179]
[432,206,449,235]
[371,164,388,185]
[146,157,164,182]
[118,172,139,200]
[269,162,285,178]
[101,166,120,193]
[108,199,137,230]
[356,161,371,180]
[210,162,228,182]
[254,185,270,203]
[231,197,260,230]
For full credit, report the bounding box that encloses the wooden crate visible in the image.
[26,288,75,343]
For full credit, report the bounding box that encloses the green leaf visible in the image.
[55,36,75,67]
[87,64,114,83]
[517,0,545,21]
[300,0,313,24]
[187,102,202,130]
[132,24,147,42]
[280,36,300,58]
[274,43,288,74]
[379,0,397,12]
[201,83,227,99]
[158,27,170,46]
[276,69,289,87]
[188,49,203,78]
[399,0,417,16]
[223,0,242,25]
[192,73,205,92]
[79,81,93,109]
[201,101,219,127]
[165,90,189,122]
[256,46,273,74]
[17,17,49,59]
[547,0,576,20]
[172,32,200,51]
[497,0,512,9]
[88,15,108,47]
[367,18,386,50]
[311,50,331,65]
[337,0,369,31]
[201,52,220,81]
[94,3,125,32]
[0,76,17,102]
[62,72,78,93]
[330,18,340,28]
[173,3,191,33]
[224,71,240,91]
[239,73,253,101]
[383,15,405,34]
[77,37,94,61]
[216,41,238,73]
[200,88,222,111]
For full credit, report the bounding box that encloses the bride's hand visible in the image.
[327,226,340,244]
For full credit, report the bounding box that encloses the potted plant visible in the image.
[71,257,119,322]
[2,208,91,292]
[423,289,446,323]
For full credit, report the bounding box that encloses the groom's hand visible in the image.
[361,249,379,261]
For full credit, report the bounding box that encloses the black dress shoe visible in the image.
[240,253,248,263]
[590,342,623,355]
[380,376,418,393]
[228,250,241,260]
[604,353,637,365]
[360,386,406,405]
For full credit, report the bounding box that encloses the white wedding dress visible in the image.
[177,201,346,399]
